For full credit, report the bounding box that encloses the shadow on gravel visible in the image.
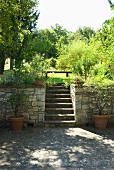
[0,126,114,170]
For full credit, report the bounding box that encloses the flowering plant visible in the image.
[74,76,84,87]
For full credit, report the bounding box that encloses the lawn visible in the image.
[46,73,74,86]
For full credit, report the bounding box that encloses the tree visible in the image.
[51,24,70,54]
[90,16,114,80]
[0,0,39,73]
[74,26,95,42]
[32,24,71,61]
[108,0,114,10]
[32,29,58,59]
[57,40,97,79]
[51,24,69,40]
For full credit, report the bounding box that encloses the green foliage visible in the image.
[56,18,114,83]
[88,84,113,115]
[1,72,30,117]
[32,29,58,59]
[1,70,26,86]
[56,54,70,71]
[7,88,29,116]
[89,16,114,80]
[51,24,69,41]
[29,54,48,80]
[0,0,39,72]
[0,70,35,86]
[85,74,114,87]
[108,0,114,10]
[74,26,95,42]
[31,24,71,61]
[57,40,97,79]
[46,77,72,87]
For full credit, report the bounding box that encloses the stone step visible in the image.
[45,108,74,111]
[46,103,72,108]
[45,108,74,114]
[47,89,70,94]
[44,120,76,127]
[45,120,76,123]
[46,98,71,102]
[45,113,75,121]
[47,85,68,89]
[46,94,71,98]
[45,117,75,121]
[45,84,75,127]
[46,113,75,117]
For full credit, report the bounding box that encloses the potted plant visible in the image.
[3,71,29,131]
[92,85,112,130]
[33,75,45,86]
[7,88,29,132]
[74,76,85,87]
[30,54,46,86]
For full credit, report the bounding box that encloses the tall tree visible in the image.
[74,26,95,42]
[32,29,58,59]
[33,24,71,60]
[89,14,114,80]
[108,0,114,9]
[0,0,39,73]
[57,40,97,79]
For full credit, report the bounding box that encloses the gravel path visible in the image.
[0,126,114,170]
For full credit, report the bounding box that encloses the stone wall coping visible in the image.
[0,86,45,89]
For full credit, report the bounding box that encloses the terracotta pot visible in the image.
[93,115,109,130]
[33,80,44,85]
[9,116,24,132]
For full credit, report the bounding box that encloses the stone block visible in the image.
[32,101,39,106]
[82,104,88,109]
[76,110,87,125]
[33,107,38,112]
[39,114,44,122]
[29,95,37,101]
[76,102,81,109]
[26,88,34,92]
[0,92,5,95]
[37,95,45,102]
[0,98,4,102]
[38,101,44,106]
[35,88,45,95]
[29,114,38,120]
[28,120,36,124]
[38,106,45,112]
[76,96,82,102]
[23,113,29,120]
[28,110,33,114]
[82,97,89,102]
[76,88,83,93]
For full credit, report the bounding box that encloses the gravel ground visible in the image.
[0,125,114,170]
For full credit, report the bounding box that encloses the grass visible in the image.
[46,73,74,86]
[47,73,72,78]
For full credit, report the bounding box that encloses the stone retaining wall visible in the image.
[0,87,45,127]
[0,85,114,127]
[70,84,114,126]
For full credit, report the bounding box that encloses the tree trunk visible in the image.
[15,59,22,69]
[0,55,5,74]
[10,57,14,70]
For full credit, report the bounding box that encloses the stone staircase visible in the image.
[45,83,76,127]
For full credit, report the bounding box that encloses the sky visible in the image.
[37,0,113,32]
